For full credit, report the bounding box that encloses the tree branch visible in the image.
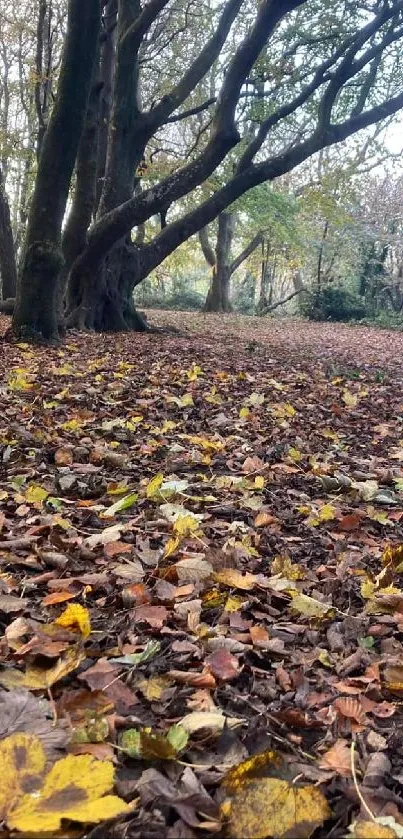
[199,226,216,267]
[230,232,263,274]
[259,286,304,315]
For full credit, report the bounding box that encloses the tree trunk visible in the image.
[60,56,102,308]
[66,0,148,332]
[12,0,100,342]
[0,167,17,299]
[66,239,148,331]
[95,0,118,212]
[204,266,232,312]
[204,212,234,312]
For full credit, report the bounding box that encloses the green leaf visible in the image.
[100,492,138,519]
[166,725,188,753]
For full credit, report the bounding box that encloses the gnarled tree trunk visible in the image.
[12,0,100,342]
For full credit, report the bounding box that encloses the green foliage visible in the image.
[300,285,366,322]
[134,287,205,312]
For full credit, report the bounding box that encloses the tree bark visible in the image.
[0,167,17,299]
[95,0,118,212]
[61,59,103,309]
[11,0,100,342]
[204,212,234,312]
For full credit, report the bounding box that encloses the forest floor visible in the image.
[1,312,403,839]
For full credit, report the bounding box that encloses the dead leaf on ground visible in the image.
[222,750,330,838]
[319,739,352,776]
[0,732,130,832]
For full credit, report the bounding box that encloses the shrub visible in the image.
[300,285,366,322]
[134,289,205,311]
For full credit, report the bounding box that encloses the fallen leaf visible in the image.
[0,645,86,690]
[54,603,91,638]
[0,594,28,614]
[290,593,335,619]
[179,711,243,734]
[319,739,352,776]
[134,604,168,628]
[207,648,240,682]
[0,732,130,832]
[176,556,213,582]
[213,569,258,590]
[0,689,69,757]
[222,750,330,838]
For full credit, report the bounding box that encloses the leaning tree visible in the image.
[9,0,403,340]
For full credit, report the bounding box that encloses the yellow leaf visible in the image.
[288,446,302,462]
[186,435,224,452]
[239,407,250,418]
[136,675,173,701]
[173,514,202,537]
[272,402,296,419]
[352,820,399,838]
[180,393,194,407]
[254,476,265,490]
[0,734,130,833]
[54,603,91,639]
[0,645,85,690]
[306,503,337,526]
[214,569,258,590]
[342,389,358,407]
[163,535,181,558]
[146,473,164,498]
[0,732,46,821]
[361,577,376,599]
[25,484,49,504]
[290,592,335,620]
[60,418,83,431]
[225,595,246,612]
[382,544,403,572]
[271,555,305,581]
[222,750,330,839]
[8,371,35,392]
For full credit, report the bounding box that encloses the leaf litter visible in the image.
[2,313,403,836]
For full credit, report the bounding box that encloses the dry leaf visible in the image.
[0,645,85,690]
[175,556,213,582]
[290,593,335,619]
[319,739,352,776]
[351,819,400,838]
[213,569,258,590]
[0,732,130,832]
[222,750,330,838]
[0,689,69,757]
[136,675,173,701]
[179,711,243,734]
[206,648,240,682]
[168,669,217,689]
[54,603,91,638]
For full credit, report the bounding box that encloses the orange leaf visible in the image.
[42,591,76,606]
[319,739,352,776]
[168,670,216,688]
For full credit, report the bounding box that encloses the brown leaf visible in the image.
[319,739,352,777]
[0,594,28,614]
[134,604,168,628]
[78,658,121,692]
[206,649,240,683]
[249,625,271,647]
[55,447,73,466]
[168,670,217,688]
[0,689,69,758]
